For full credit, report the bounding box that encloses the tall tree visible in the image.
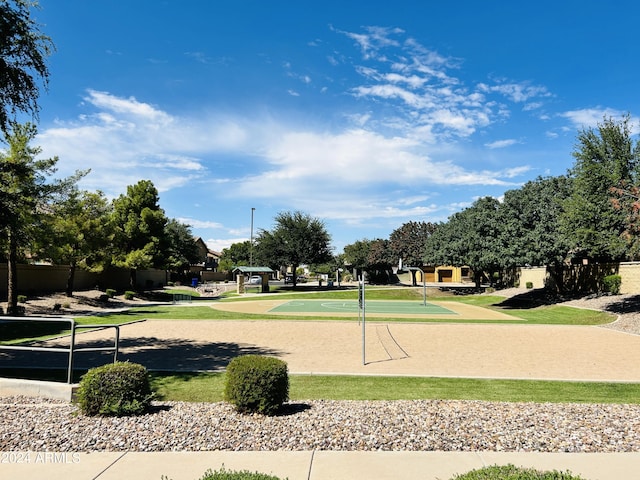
[0,0,54,132]
[367,238,395,283]
[610,184,640,259]
[389,220,438,285]
[254,211,332,287]
[111,180,169,288]
[423,197,502,286]
[0,122,84,313]
[219,240,252,271]
[343,239,372,279]
[561,116,640,261]
[164,218,199,273]
[36,189,113,296]
[499,176,573,267]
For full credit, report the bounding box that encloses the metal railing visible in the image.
[0,316,121,384]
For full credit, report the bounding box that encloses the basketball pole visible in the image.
[359,276,366,365]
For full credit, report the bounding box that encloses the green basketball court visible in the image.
[268,299,456,315]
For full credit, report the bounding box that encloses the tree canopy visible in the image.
[255,211,332,287]
[423,196,502,286]
[561,115,640,261]
[0,122,84,312]
[37,189,113,296]
[0,0,54,132]
[111,180,169,287]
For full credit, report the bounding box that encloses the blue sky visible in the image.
[27,0,639,253]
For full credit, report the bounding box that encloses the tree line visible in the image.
[0,122,200,314]
[337,116,640,289]
[224,116,640,292]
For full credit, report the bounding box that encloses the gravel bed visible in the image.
[2,396,640,453]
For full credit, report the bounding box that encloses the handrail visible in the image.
[0,316,121,384]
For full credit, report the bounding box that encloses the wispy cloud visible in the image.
[35,25,559,243]
[485,139,519,149]
[336,27,550,144]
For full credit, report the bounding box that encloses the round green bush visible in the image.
[450,464,587,479]
[602,274,621,295]
[76,361,154,416]
[224,355,289,415]
[197,467,285,480]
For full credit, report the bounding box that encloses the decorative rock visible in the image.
[1,396,640,452]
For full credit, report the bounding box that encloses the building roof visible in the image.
[232,266,275,274]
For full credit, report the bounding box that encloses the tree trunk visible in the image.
[65,261,76,297]
[130,268,137,290]
[7,228,19,315]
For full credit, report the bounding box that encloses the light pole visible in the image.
[250,207,255,267]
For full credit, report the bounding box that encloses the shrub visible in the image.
[196,467,285,480]
[224,355,289,415]
[75,362,154,416]
[98,294,110,302]
[52,303,62,311]
[124,290,136,300]
[17,295,27,303]
[525,281,534,289]
[602,274,621,295]
[450,464,587,479]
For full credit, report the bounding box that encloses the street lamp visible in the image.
[250,207,255,267]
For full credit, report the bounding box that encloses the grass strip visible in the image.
[149,372,640,405]
[3,368,636,404]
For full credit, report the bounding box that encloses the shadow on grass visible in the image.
[0,336,285,381]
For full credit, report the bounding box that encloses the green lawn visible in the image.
[150,372,640,405]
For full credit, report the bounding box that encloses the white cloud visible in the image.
[560,107,632,128]
[205,237,246,252]
[485,139,519,149]
[477,81,551,103]
[178,218,224,230]
[37,90,254,198]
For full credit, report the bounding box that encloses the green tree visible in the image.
[561,115,640,261]
[219,240,251,272]
[389,220,438,285]
[164,218,199,274]
[367,238,395,283]
[0,122,84,313]
[254,211,332,287]
[424,197,502,287]
[499,176,572,266]
[37,189,113,296]
[343,239,372,280]
[0,0,54,132]
[111,180,169,288]
[611,183,640,258]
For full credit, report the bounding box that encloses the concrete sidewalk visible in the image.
[1,451,639,479]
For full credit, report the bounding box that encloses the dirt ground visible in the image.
[7,288,640,382]
[24,319,640,383]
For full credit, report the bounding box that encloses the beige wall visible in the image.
[515,262,640,294]
[0,264,166,295]
[518,267,548,289]
[618,262,640,294]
